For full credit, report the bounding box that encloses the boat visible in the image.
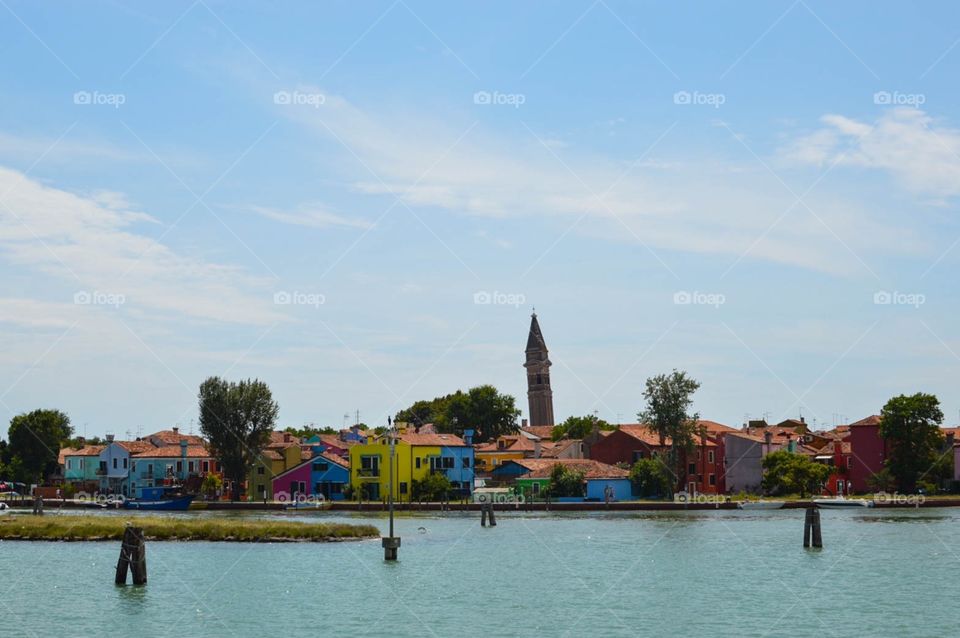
[0,502,9,515]
[814,497,873,508]
[738,500,785,510]
[124,487,195,511]
[124,494,195,511]
[284,498,330,511]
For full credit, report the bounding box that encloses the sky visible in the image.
[2,0,960,439]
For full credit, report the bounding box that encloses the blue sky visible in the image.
[2,0,960,439]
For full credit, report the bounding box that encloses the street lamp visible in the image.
[382,418,400,561]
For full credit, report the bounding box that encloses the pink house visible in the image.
[848,415,886,493]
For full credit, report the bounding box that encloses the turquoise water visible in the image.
[1,508,957,637]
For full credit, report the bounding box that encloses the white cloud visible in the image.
[0,166,285,325]
[784,108,960,201]
[247,203,373,230]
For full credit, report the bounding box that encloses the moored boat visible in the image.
[0,502,9,515]
[738,500,785,510]
[124,494,195,511]
[814,497,873,508]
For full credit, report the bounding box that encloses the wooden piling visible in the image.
[116,526,147,585]
[803,507,822,548]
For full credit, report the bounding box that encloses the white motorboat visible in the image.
[738,500,785,510]
[0,502,9,515]
[814,497,873,508]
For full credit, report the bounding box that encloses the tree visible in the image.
[283,425,336,439]
[395,385,520,442]
[630,458,673,498]
[6,409,72,483]
[761,450,830,497]
[412,472,452,501]
[879,393,945,493]
[201,473,222,499]
[198,377,279,501]
[866,468,895,493]
[638,370,700,491]
[552,415,613,441]
[545,463,585,498]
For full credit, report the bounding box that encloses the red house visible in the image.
[848,415,886,493]
[588,420,733,494]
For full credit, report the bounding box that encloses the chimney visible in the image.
[106,434,115,443]
[763,431,773,449]
[534,438,541,459]
[463,429,474,445]
[172,426,179,434]
[522,418,528,428]
[284,433,293,443]
[180,439,188,458]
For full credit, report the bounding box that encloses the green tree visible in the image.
[412,472,452,501]
[545,463,585,498]
[198,377,279,501]
[630,458,673,498]
[761,450,830,497]
[6,409,72,483]
[201,473,222,498]
[638,370,700,491]
[879,393,945,492]
[395,385,520,442]
[552,415,614,441]
[283,425,336,439]
[866,468,895,492]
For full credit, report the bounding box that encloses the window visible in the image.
[202,461,209,473]
[113,458,118,470]
[257,466,265,475]
[176,460,183,473]
[360,455,380,475]
[708,450,715,464]
[696,450,702,460]
[462,457,470,468]
[846,457,853,469]
[123,458,128,469]
[67,459,73,470]
[442,457,454,469]
[79,459,84,470]
[532,482,540,495]
[632,451,644,462]
[313,462,329,472]
[415,457,421,469]
[709,474,716,486]
[188,461,195,473]
[688,463,696,475]
[399,482,408,495]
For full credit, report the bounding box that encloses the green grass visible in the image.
[0,515,380,542]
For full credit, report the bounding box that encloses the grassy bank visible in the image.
[0,515,380,542]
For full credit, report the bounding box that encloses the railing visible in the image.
[95,469,107,476]
[357,468,380,477]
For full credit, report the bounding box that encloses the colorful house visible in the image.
[847,415,886,493]
[494,459,631,501]
[349,429,475,500]
[271,452,350,501]
[63,445,105,490]
[475,431,543,472]
[130,441,211,498]
[248,431,309,501]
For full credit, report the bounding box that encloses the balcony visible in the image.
[95,468,107,476]
[357,468,380,478]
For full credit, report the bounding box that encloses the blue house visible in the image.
[492,458,632,501]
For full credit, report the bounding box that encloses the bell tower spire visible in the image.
[524,311,554,427]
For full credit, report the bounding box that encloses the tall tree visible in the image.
[879,393,945,492]
[6,409,72,483]
[198,377,279,501]
[761,450,830,497]
[638,370,701,492]
[395,385,520,442]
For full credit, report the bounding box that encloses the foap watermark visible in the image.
[473,290,526,307]
[674,492,727,506]
[73,90,126,108]
[873,290,925,308]
[473,90,526,108]
[273,90,326,108]
[673,90,725,108]
[874,491,925,506]
[74,290,125,308]
[274,290,325,307]
[873,90,925,107]
[673,290,725,308]
[274,491,327,505]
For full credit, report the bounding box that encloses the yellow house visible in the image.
[349,430,475,500]
[248,431,307,501]
[475,432,542,472]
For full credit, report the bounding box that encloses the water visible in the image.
[1,508,957,637]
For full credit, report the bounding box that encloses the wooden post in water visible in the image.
[116,526,147,585]
[803,507,822,548]
[480,502,497,527]
[32,495,43,515]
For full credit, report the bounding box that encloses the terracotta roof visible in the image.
[476,435,539,453]
[116,440,156,454]
[512,458,629,479]
[616,423,721,447]
[541,439,581,457]
[695,420,738,434]
[724,431,766,443]
[62,445,105,457]
[133,444,210,458]
[319,450,349,468]
[849,415,881,427]
[146,430,206,446]
[317,434,353,449]
[259,449,283,461]
[393,432,469,447]
[266,431,301,449]
[520,426,554,440]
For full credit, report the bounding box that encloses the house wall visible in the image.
[589,430,652,465]
[849,425,886,492]
[98,443,131,495]
[724,435,763,494]
[586,478,631,501]
[311,461,350,500]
